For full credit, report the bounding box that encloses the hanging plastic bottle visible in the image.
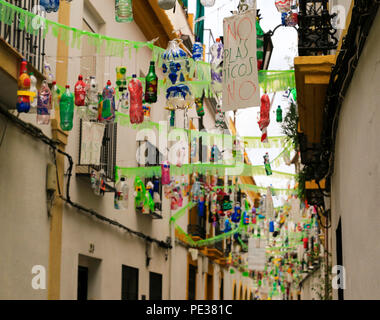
[114,177,129,210]
[37,80,52,125]
[256,18,265,71]
[168,110,175,127]
[85,76,99,120]
[128,75,144,124]
[276,106,283,122]
[192,37,203,61]
[43,61,54,84]
[145,61,158,104]
[195,91,205,117]
[99,80,116,123]
[59,85,74,131]
[16,59,32,113]
[75,75,86,107]
[116,66,127,92]
[210,38,223,94]
[40,0,60,13]
[161,160,171,185]
[258,93,271,143]
[161,40,193,110]
[51,81,60,119]
[264,153,273,176]
[118,91,129,114]
[115,0,133,23]
[143,103,151,121]
[200,0,216,7]
[29,73,38,109]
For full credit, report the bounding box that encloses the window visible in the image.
[233,282,237,300]
[77,266,88,301]
[77,120,118,183]
[188,264,197,300]
[149,272,162,300]
[122,265,139,300]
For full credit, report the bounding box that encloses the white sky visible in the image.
[187,0,299,204]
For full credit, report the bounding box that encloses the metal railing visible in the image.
[0,0,45,73]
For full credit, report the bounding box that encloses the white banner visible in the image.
[222,6,260,112]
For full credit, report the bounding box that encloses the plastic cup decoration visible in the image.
[161,40,194,110]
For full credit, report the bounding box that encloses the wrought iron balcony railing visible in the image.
[0,0,45,74]
[298,0,338,56]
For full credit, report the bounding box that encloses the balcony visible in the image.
[0,0,45,109]
[187,224,206,240]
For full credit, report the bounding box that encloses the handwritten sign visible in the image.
[222,7,260,112]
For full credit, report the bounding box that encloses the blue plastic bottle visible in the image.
[40,0,60,13]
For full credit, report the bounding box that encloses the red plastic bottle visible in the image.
[74,75,86,107]
[128,74,144,124]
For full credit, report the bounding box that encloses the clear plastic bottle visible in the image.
[59,85,74,131]
[51,81,60,119]
[115,0,133,23]
[29,72,38,109]
[114,177,129,210]
[192,37,203,61]
[128,74,144,124]
[37,80,52,125]
[85,76,99,120]
[210,38,224,94]
[117,92,129,114]
[40,0,60,13]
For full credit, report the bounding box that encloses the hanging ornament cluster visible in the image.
[134,176,155,214]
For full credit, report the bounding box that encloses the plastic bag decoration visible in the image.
[210,38,223,94]
[201,0,216,7]
[158,0,176,10]
[161,40,193,110]
[258,93,271,143]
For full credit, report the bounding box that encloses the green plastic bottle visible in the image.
[145,61,158,103]
[60,85,74,131]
